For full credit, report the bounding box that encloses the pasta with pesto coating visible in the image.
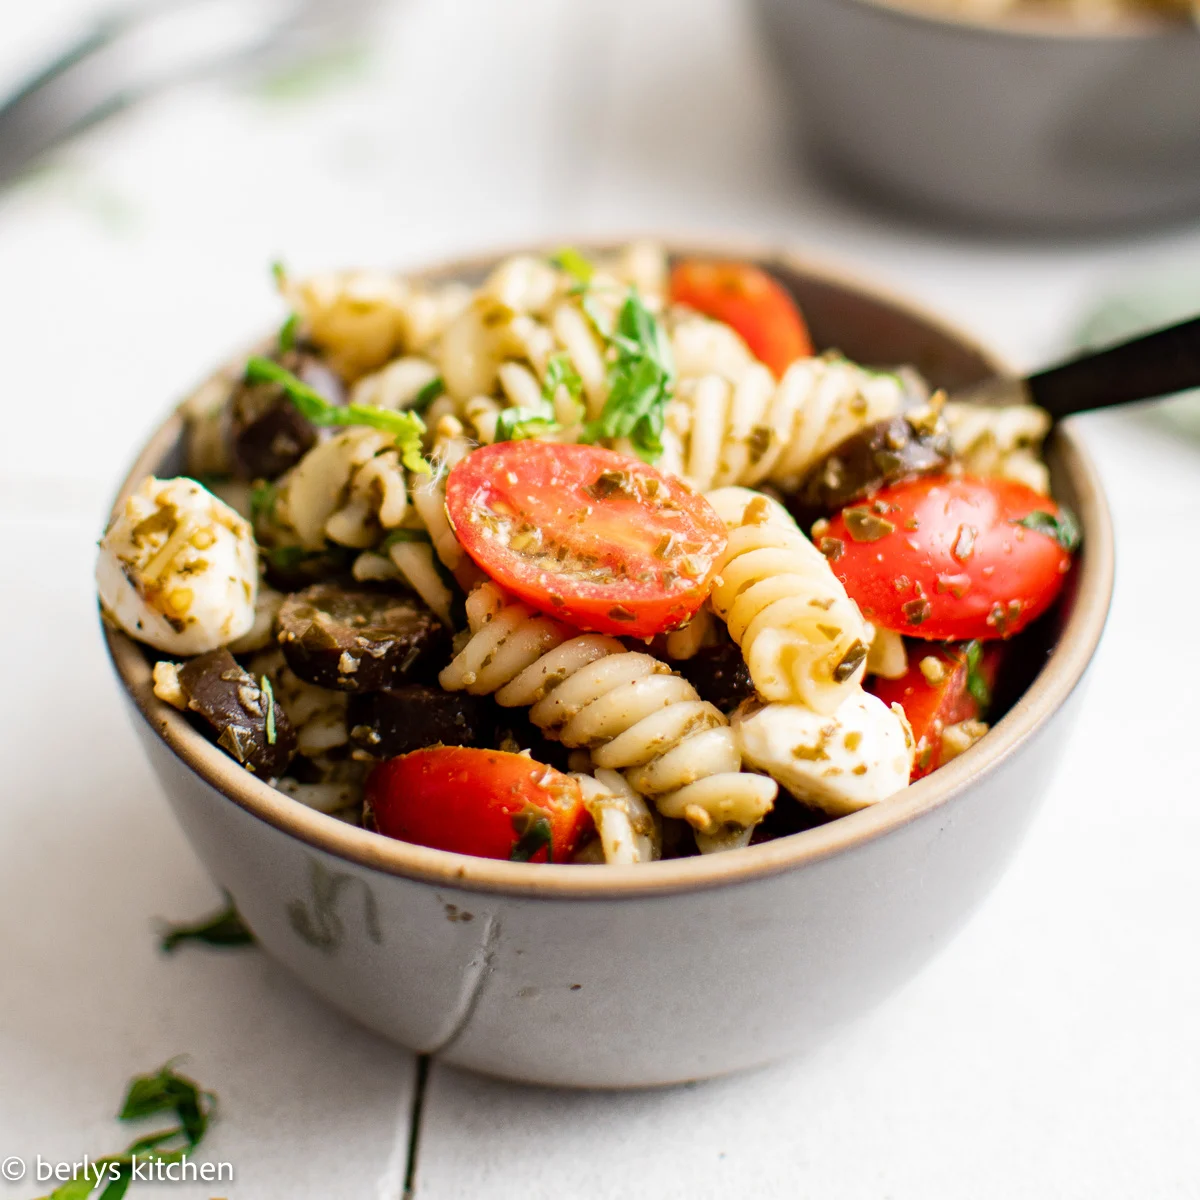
[943,400,1051,493]
[660,354,908,494]
[439,584,777,837]
[709,495,870,714]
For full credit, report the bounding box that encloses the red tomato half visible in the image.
[822,476,1074,641]
[869,642,1002,780]
[669,259,814,378]
[367,747,591,863]
[445,441,727,638]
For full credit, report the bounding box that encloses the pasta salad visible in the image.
[97,245,1079,865]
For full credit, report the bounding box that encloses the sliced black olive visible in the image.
[177,648,296,777]
[276,583,449,692]
[676,643,756,714]
[785,412,954,529]
[348,685,494,757]
[230,352,341,479]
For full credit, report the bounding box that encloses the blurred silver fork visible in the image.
[0,0,380,188]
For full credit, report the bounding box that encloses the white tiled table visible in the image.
[2,2,1198,1196]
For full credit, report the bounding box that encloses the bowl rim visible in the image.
[102,236,1115,901]
[842,0,1196,40]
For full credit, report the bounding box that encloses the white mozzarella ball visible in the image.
[732,691,913,817]
[97,476,258,655]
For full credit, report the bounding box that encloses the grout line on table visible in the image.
[403,1054,431,1199]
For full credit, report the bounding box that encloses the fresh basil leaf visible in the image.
[494,403,559,443]
[494,355,580,441]
[542,352,583,405]
[172,1093,209,1149]
[277,312,299,353]
[97,1169,132,1200]
[410,375,445,415]
[1012,507,1081,552]
[244,356,430,475]
[551,247,595,286]
[963,640,991,711]
[509,815,553,863]
[119,1068,184,1120]
[578,291,611,337]
[119,1064,214,1149]
[580,289,674,462]
[159,897,254,953]
[121,1131,184,1156]
[249,480,277,526]
[37,1062,217,1200]
[46,1176,99,1200]
[118,1071,213,1155]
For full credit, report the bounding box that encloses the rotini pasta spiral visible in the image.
[349,413,483,623]
[573,768,659,865]
[267,428,411,551]
[436,246,670,437]
[943,401,1051,494]
[348,356,441,411]
[709,495,870,714]
[438,584,777,835]
[283,270,469,381]
[661,354,908,494]
[668,311,757,382]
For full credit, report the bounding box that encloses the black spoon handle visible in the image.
[1027,314,1200,421]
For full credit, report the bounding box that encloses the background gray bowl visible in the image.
[754,0,1200,230]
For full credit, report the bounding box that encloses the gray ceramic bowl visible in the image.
[101,241,1113,1087]
[754,0,1200,230]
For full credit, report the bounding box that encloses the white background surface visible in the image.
[1,1,1198,1196]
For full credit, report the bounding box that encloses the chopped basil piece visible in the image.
[410,374,445,415]
[543,351,584,406]
[962,640,991,710]
[277,311,300,352]
[244,356,430,475]
[580,289,675,462]
[509,814,554,863]
[249,479,277,526]
[39,1060,219,1198]
[491,353,586,443]
[160,895,255,952]
[1012,507,1081,553]
[494,402,559,443]
[551,246,595,286]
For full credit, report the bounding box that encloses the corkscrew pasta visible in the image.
[660,355,908,494]
[710,496,870,714]
[439,584,778,839]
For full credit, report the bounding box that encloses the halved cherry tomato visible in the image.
[869,641,1002,780]
[366,747,591,863]
[821,476,1075,641]
[445,441,727,638]
[669,259,814,378]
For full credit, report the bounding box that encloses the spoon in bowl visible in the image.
[952,313,1200,419]
[787,313,1200,523]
